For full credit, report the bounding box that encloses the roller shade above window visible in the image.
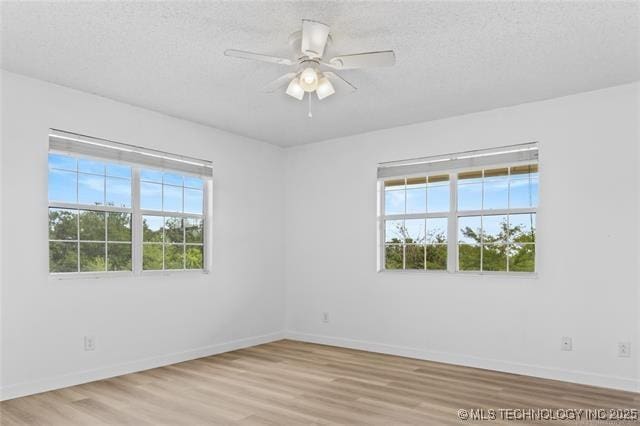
[49,129,213,177]
[377,142,538,179]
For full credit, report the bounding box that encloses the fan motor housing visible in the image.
[288,30,332,60]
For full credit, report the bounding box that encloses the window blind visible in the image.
[377,142,538,179]
[49,129,213,177]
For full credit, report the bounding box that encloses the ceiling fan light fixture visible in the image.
[285,78,305,100]
[299,67,319,92]
[316,76,335,100]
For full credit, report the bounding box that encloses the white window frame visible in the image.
[378,159,538,276]
[48,155,213,279]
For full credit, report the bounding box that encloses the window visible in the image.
[48,130,212,275]
[140,170,204,271]
[378,143,538,274]
[457,165,537,272]
[48,155,133,273]
[383,176,449,270]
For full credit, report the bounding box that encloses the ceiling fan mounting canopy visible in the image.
[224,19,395,103]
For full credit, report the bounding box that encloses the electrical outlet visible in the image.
[618,342,631,358]
[84,336,96,351]
[322,312,330,323]
[561,336,572,351]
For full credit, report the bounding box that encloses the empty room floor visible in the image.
[1,340,637,425]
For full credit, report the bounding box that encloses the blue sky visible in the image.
[384,172,538,244]
[385,173,538,215]
[48,154,203,214]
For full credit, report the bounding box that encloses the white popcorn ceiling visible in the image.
[1,1,638,146]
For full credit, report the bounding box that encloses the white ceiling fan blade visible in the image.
[301,19,330,58]
[327,50,395,70]
[261,73,297,93]
[324,71,357,93]
[224,49,293,66]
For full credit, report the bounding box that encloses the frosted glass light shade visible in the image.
[286,78,305,100]
[316,77,335,100]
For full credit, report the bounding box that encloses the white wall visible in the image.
[284,83,640,391]
[2,71,638,399]
[0,71,286,399]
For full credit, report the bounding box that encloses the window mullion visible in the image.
[132,167,142,275]
[104,212,108,272]
[204,179,212,271]
[447,172,457,273]
[378,181,385,271]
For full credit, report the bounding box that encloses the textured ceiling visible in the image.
[1,1,639,147]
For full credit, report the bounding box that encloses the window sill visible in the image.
[49,271,135,280]
[140,269,209,277]
[378,269,538,279]
[378,269,449,274]
[49,269,209,280]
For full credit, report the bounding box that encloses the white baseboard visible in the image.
[0,331,285,401]
[286,331,638,393]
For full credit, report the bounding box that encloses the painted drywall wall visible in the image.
[0,71,286,399]
[1,70,638,399]
[284,83,640,391]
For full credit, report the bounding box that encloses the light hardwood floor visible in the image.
[1,340,638,425]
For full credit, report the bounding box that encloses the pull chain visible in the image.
[308,92,313,118]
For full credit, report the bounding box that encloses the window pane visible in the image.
[483,168,508,209]
[384,245,403,270]
[142,215,163,242]
[510,169,539,208]
[482,214,507,243]
[48,169,77,203]
[79,242,106,272]
[105,177,131,208]
[163,173,183,186]
[141,169,163,183]
[458,216,481,244]
[184,176,203,189]
[107,243,132,271]
[184,188,203,214]
[508,244,535,272]
[426,218,447,244]
[49,242,77,272]
[458,244,481,271]
[106,164,131,178]
[457,171,482,211]
[482,244,507,272]
[165,244,184,269]
[185,246,204,269]
[405,177,426,214]
[509,213,536,243]
[49,154,76,171]
[49,208,77,240]
[405,244,425,269]
[163,185,182,212]
[427,176,449,212]
[165,217,184,243]
[143,244,163,270]
[185,218,203,243]
[78,173,105,206]
[78,159,105,175]
[141,182,162,210]
[427,245,447,270]
[107,212,131,242]
[79,210,106,241]
[404,219,425,244]
[385,220,404,243]
[384,179,405,215]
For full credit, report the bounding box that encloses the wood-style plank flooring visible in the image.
[1,340,638,425]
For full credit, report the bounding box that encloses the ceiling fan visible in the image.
[224,19,395,109]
